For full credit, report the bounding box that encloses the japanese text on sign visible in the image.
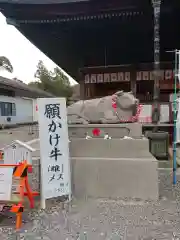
[38,98,71,200]
[44,104,63,182]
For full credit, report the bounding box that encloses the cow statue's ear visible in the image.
[114,90,123,96]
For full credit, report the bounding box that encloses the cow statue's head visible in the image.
[113,91,139,117]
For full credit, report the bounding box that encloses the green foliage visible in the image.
[29,60,73,98]
[0,56,13,72]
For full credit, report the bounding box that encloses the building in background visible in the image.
[0,0,179,102]
[81,63,175,102]
[0,76,53,127]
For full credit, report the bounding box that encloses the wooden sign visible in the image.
[84,69,173,83]
[111,73,118,82]
[90,74,96,83]
[97,74,103,83]
[85,74,90,84]
[84,72,131,83]
[124,72,130,81]
[104,73,110,82]
[142,71,149,80]
[118,72,124,81]
[136,70,173,81]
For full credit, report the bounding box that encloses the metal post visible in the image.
[152,0,161,128]
[173,50,178,185]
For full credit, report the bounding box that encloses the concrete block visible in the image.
[68,123,142,139]
[27,133,158,201]
[69,138,151,158]
[71,157,158,200]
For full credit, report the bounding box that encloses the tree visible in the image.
[0,56,13,72]
[29,60,73,98]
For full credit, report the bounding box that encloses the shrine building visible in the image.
[0,0,179,102]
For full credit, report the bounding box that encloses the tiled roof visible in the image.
[0,76,54,97]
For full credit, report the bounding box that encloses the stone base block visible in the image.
[70,138,151,158]
[71,157,158,200]
[68,123,142,139]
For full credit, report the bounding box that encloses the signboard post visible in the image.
[37,98,71,209]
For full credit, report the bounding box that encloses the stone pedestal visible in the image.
[70,138,159,200]
[26,136,159,200]
[68,123,142,139]
[70,138,150,158]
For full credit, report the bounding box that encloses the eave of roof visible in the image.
[0,76,54,97]
[0,0,87,4]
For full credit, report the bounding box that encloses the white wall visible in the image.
[0,96,33,126]
[138,103,170,123]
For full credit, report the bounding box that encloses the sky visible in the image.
[0,12,77,85]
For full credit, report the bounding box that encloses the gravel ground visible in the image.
[1,126,180,239]
[0,125,39,149]
[0,170,180,240]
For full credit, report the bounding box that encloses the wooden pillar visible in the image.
[130,70,136,96]
[80,80,85,100]
[85,84,91,99]
[79,70,85,100]
[90,84,95,98]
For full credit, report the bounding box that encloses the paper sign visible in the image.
[37,98,71,200]
[0,167,13,201]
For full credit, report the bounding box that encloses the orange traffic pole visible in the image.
[11,204,24,230]
[16,213,22,230]
[0,161,38,230]
[25,177,34,208]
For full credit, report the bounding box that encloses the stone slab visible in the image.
[71,157,158,200]
[26,136,158,200]
[69,138,151,158]
[28,137,150,159]
[68,123,142,139]
[31,156,159,200]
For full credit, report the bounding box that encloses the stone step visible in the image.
[71,157,158,200]
[69,138,152,158]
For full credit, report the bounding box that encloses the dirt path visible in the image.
[1,197,180,240]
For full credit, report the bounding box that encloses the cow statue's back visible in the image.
[67,91,139,124]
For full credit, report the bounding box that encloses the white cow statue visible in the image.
[67,91,139,124]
